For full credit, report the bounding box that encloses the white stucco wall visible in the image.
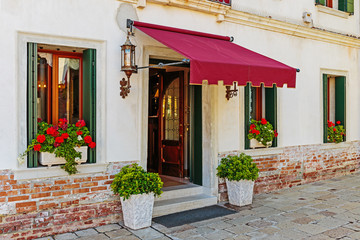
[0,0,359,173]
[232,0,360,36]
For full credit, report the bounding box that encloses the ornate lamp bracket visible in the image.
[120,77,131,99]
[225,82,238,100]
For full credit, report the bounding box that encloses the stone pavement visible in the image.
[36,172,360,240]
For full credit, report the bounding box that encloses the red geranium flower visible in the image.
[333,128,337,132]
[54,142,61,147]
[61,133,69,139]
[261,118,267,125]
[37,135,46,143]
[55,137,64,143]
[46,127,55,135]
[76,120,86,128]
[34,144,41,151]
[250,124,256,129]
[274,130,278,137]
[37,118,42,123]
[89,142,96,149]
[336,121,341,125]
[76,131,83,135]
[84,136,92,144]
[255,130,260,135]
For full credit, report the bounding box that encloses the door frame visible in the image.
[141,46,216,194]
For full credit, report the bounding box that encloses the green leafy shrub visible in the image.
[247,118,277,147]
[111,164,163,200]
[216,153,259,181]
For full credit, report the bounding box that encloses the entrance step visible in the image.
[156,183,203,201]
[153,184,218,217]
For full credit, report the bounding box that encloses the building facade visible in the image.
[0,0,359,238]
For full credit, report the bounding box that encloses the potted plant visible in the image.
[327,120,345,143]
[111,164,163,230]
[19,118,96,175]
[216,153,259,207]
[248,118,278,148]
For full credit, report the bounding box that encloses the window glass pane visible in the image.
[164,77,180,141]
[58,58,80,124]
[37,56,51,122]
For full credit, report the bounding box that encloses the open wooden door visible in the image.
[159,71,185,177]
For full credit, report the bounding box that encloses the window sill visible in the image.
[14,163,108,180]
[243,147,283,157]
[316,5,350,19]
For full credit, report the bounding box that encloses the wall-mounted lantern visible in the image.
[120,32,137,98]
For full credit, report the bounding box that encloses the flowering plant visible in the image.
[19,118,96,175]
[247,118,277,147]
[327,120,345,143]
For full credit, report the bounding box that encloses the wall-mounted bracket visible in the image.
[225,82,238,100]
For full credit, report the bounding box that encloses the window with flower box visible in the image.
[27,43,96,168]
[323,74,346,143]
[244,83,277,149]
[315,0,354,14]
[208,0,231,6]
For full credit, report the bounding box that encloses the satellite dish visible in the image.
[116,3,139,33]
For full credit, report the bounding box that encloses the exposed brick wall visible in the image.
[0,161,135,240]
[218,142,360,202]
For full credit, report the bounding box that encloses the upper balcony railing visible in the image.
[208,0,231,6]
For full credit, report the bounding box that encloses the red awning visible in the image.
[133,21,297,88]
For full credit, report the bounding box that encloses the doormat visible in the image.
[152,205,236,228]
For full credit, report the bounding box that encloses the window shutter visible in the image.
[316,0,326,5]
[339,0,354,13]
[323,74,328,143]
[244,83,251,149]
[27,43,38,168]
[347,0,354,14]
[83,49,96,163]
[265,85,277,147]
[335,76,346,141]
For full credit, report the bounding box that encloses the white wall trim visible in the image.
[16,32,107,171]
[316,4,350,19]
[118,0,360,48]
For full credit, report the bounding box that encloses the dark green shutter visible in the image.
[335,76,346,141]
[27,43,38,168]
[83,49,96,163]
[339,0,354,13]
[244,83,251,149]
[189,85,202,185]
[323,74,328,143]
[316,0,326,5]
[265,85,277,147]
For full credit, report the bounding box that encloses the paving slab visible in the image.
[77,234,110,240]
[38,173,360,240]
[323,226,356,238]
[129,227,165,240]
[104,229,132,238]
[96,224,122,233]
[54,233,78,240]
[75,228,98,237]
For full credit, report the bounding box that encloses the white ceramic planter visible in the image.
[226,179,255,207]
[250,139,271,149]
[39,146,88,167]
[120,193,155,230]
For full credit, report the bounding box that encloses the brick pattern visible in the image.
[0,161,135,240]
[218,142,360,202]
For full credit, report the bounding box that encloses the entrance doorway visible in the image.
[147,62,202,185]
